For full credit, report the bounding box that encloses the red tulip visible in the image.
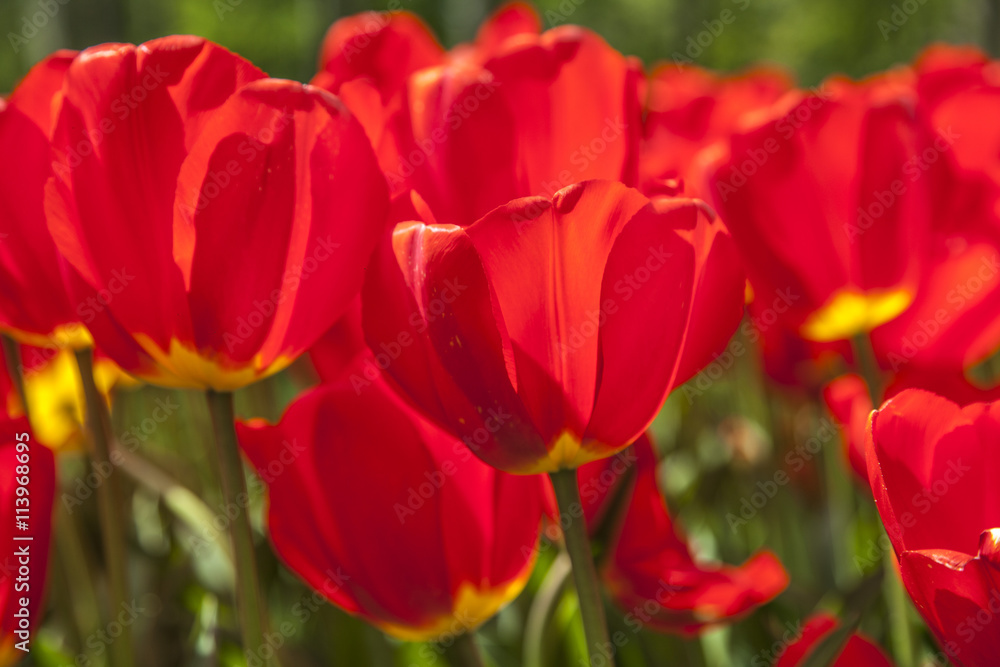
[774,613,893,666]
[0,419,55,664]
[870,46,1000,376]
[236,358,543,641]
[0,51,91,349]
[640,64,791,200]
[867,389,1000,665]
[639,66,792,384]
[708,72,932,343]
[314,4,642,227]
[590,436,788,634]
[45,36,389,390]
[362,180,712,473]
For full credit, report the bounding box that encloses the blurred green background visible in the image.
[1,0,997,92]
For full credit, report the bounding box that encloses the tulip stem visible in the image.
[205,390,277,667]
[549,468,615,667]
[850,333,883,405]
[1,334,28,419]
[74,347,134,667]
[447,632,487,667]
[883,547,916,667]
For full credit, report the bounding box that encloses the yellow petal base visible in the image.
[376,549,537,642]
[1,322,93,350]
[132,335,293,391]
[800,288,912,342]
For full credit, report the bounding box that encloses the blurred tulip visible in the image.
[867,389,1000,665]
[314,3,642,227]
[583,435,788,634]
[363,180,715,473]
[0,419,55,665]
[0,51,91,350]
[640,64,792,200]
[870,46,1000,376]
[45,36,389,390]
[708,71,932,343]
[236,358,543,641]
[774,613,893,666]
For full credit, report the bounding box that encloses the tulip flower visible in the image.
[236,358,544,641]
[774,613,893,666]
[640,64,791,200]
[579,436,788,634]
[0,419,55,664]
[708,71,932,343]
[0,51,91,350]
[867,389,1000,665]
[45,36,389,391]
[870,46,1000,376]
[314,4,642,227]
[363,179,709,475]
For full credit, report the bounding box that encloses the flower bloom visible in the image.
[45,36,388,390]
[774,613,893,666]
[313,3,642,226]
[236,360,543,641]
[363,179,718,473]
[583,436,787,633]
[0,51,91,350]
[867,389,1000,665]
[708,71,932,343]
[870,46,1000,375]
[1,419,55,665]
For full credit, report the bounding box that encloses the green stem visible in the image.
[447,632,487,667]
[850,333,883,405]
[884,547,916,667]
[548,468,614,667]
[55,501,104,660]
[74,348,133,667]
[204,390,276,667]
[1,333,28,420]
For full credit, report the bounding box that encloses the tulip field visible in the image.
[1,0,1000,666]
